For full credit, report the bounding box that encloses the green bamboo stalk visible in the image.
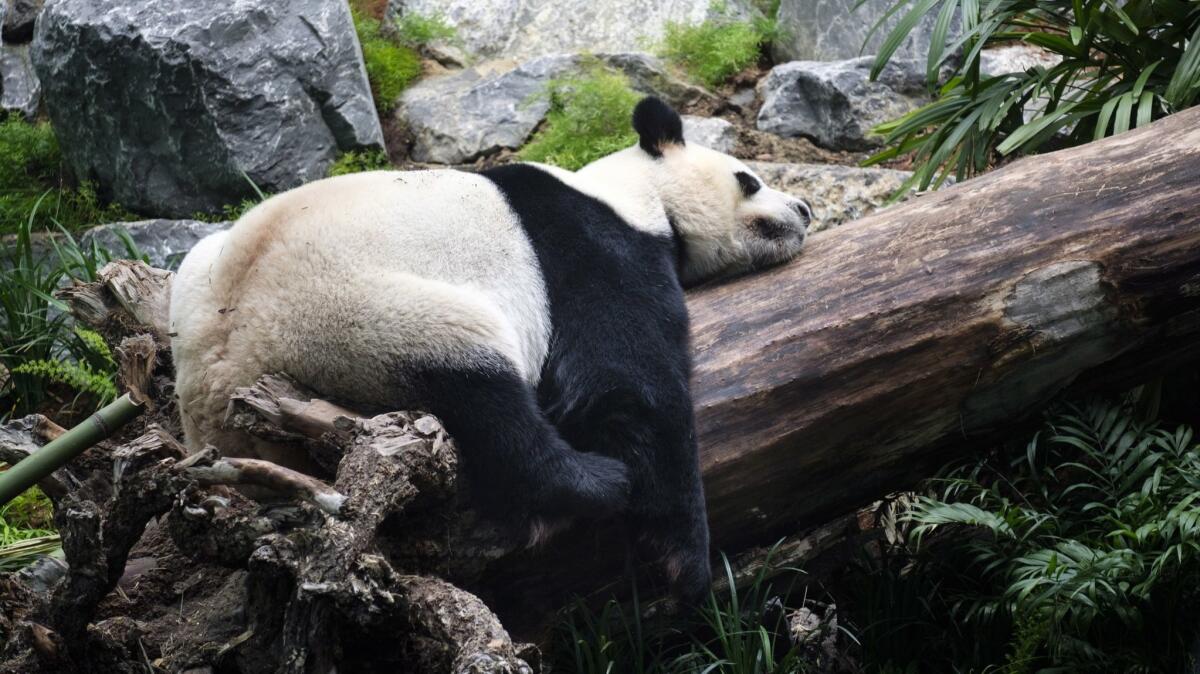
[0,393,143,507]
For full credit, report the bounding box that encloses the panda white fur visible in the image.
[169,98,810,602]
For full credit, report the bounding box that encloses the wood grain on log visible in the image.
[687,107,1200,553]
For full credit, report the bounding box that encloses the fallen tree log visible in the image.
[481,105,1200,628]
[3,107,1199,669]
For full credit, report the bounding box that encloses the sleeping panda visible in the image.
[169,97,811,603]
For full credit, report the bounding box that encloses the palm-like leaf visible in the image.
[863,0,1200,195]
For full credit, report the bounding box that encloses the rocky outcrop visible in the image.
[748,161,912,232]
[81,219,232,270]
[682,115,737,153]
[0,41,38,119]
[387,0,754,61]
[773,0,957,63]
[979,44,1059,77]
[32,0,384,218]
[756,56,930,151]
[400,52,712,164]
[3,0,43,43]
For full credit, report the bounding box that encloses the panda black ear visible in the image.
[632,96,685,158]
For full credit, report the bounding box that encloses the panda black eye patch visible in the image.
[735,171,761,196]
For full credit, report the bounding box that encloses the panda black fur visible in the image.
[169,97,811,603]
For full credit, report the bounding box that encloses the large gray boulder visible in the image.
[748,161,912,232]
[3,0,44,43]
[401,52,712,164]
[81,219,232,271]
[1,41,39,119]
[773,0,957,63]
[387,0,754,61]
[32,0,384,218]
[757,57,929,151]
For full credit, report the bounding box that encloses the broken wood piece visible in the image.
[186,456,347,515]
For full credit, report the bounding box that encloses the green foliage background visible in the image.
[864,0,1200,193]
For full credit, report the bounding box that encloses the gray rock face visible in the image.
[3,0,44,43]
[757,57,929,151]
[747,161,912,232]
[32,0,384,218]
[81,219,232,271]
[387,0,753,61]
[773,0,957,62]
[0,41,39,119]
[979,45,1059,78]
[682,115,736,153]
[401,52,712,164]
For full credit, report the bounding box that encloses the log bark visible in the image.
[686,107,1200,552]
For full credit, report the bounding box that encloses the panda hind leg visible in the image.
[404,357,631,531]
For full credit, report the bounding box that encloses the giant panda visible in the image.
[169,97,811,603]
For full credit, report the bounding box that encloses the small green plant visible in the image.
[0,485,59,572]
[862,0,1200,194]
[0,115,138,235]
[0,206,135,420]
[895,398,1200,671]
[659,5,776,88]
[11,327,118,403]
[352,9,422,114]
[393,11,457,49]
[518,66,641,170]
[0,486,54,546]
[327,149,392,177]
[552,548,823,673]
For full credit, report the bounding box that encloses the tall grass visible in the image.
[553,549,827,673]
[0,202,141,420]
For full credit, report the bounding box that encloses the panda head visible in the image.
[630,97,811,286]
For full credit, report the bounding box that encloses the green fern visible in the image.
[10,327,118,403]
[903,398,1200,671]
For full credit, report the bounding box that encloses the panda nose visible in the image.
[791,199,812,228]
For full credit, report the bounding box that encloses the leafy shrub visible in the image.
[888,399,1200,671]
[864,0,1200,193]
[518,66,641,170]
[659,5,776,88]
[327,149,392,177]
[352,9,422,114]
[393,11,457,49]
[0,211,136,420]
[0,115,137,236]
